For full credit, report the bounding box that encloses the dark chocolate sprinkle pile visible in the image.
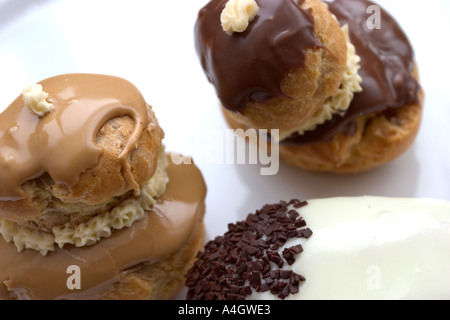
[185,199,313,300]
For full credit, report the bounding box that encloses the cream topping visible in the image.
[248,197,450,300]
[0,147,169,256]
[291,25,363,137]
[221,0,259,35]
[22,84,55,117]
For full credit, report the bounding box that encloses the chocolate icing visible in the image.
[194,0,323,112]
[283,0,421,145]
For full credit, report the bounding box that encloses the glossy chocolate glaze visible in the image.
[0,74,150,200]
[0,158,207,300]
[283,0,421,145]
[195,0,323,112]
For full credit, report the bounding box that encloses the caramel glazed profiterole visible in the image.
[0,74,207,300]
[195,0,423,172]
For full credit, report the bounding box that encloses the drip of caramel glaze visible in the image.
[0,74,150,200]
[0,157,207,300]
[195,0,322,112]
[282,0,421,146]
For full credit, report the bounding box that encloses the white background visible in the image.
[0,0,449,289]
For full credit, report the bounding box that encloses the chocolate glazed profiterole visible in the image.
[195,0,347,140]
[195,0,424,172]
[0,74,207,300]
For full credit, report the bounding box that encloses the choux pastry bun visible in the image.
[195,0,423,173]
[0,73,207,300]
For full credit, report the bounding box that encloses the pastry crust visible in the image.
[223,68,424,173]
[224,0,347,140]
[279,99,423,173]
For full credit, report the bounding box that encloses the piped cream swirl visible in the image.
[221,0,259,35]
[22,84,55,117]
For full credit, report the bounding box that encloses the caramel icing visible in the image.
[195,0,322,112]
[283,0,421,145]
[0,73,150,201]
[0,158,206,300]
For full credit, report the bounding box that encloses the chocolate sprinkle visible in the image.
[185,199,313,300]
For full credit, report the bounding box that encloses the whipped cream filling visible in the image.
[0,147,169,256]
[291,25,363,138]
[248,197,450,300]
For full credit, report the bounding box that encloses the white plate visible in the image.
[0,0,449,299]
